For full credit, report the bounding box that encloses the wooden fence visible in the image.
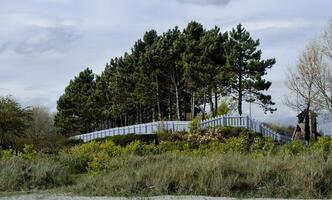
[73,115,293,144]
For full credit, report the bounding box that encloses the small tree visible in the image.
[0,96,31,149]
[25,106,63,152]
[285,41,322,140]
[314,19,332,121]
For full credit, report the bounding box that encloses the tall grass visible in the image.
[0,156,72,192]
[66,152,332,198]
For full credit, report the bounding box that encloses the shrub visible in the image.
[0,148,13,160]
[310,136,332,153]
[63,140,101,173]
[99,140,122,157]
[188,117,200,134]
[282,140,306,156]
[156,131,172,142]
[100,134,158,146]
[221,134,250,154]
[61,138,84,147]
[87,152,112,173]
[123,141,156,156]
[18,144,37,160]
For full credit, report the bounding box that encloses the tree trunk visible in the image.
[152,103,155,122]
[203,89,207,120]
[214,89,218,116]
[139,104,142,124]
[209,91,215,117]
[238,73,243,115]
[175,85,180,120]
[125,112,128,126]
[155,77,162,121]
[191,92,195,119]
[168,93,172,120]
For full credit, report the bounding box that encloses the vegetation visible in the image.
[54,21,276,136]
[0,96,31,150]
[1,125,332,198]
[264,123,295,137]
[66,152,332,198]
[2,19,332,198]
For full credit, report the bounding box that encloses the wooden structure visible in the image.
[292,109,317,141]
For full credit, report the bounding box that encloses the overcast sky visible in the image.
[0,0,331,130]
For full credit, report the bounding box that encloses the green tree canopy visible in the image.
[0,96,31,149]
[226,24,276,115]
[54,68,96,136]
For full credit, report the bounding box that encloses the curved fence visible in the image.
[72,121,190,142]
[73,115,293,144]
[200,115,292,144]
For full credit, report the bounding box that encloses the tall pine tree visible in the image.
[54,68,96,135]
[226,24,276,115]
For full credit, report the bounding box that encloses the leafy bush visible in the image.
[18,144,37,160]
[282,140,306,156]
[221,134,250,153]
[0,148,13,160]
[310,136,332,153]
[188,117,200,134]
[98,134,158,146]
[123,141,156,156]
[62,140,101,173]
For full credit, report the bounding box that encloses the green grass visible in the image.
[0,156,72,192]
[63,152,332,198]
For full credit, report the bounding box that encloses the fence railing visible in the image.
[200,115,292,144]
[73,115,293,144]
[73,121,190,142]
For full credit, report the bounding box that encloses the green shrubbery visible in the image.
[1,127,332,197]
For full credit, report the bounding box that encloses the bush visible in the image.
[0,148,14,160]
[282,140,306,156]
[188,118,200,134]
[123,141,156,156]
[221,134,250,153]
[99,134,158,146]
[310,136,332,153]
[62,140,101,173]
[18,144,37,160]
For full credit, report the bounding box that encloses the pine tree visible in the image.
[226,24,276,115]
[54,68,96,135]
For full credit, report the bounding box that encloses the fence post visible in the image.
[246,116,250,130]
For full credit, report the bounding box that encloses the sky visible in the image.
[0,0,332,131]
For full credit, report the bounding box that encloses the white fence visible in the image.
[73,121,190,142]
[73,115,293,144]
[200,115,292,144]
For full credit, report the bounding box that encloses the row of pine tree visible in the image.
[54,22,276,136]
